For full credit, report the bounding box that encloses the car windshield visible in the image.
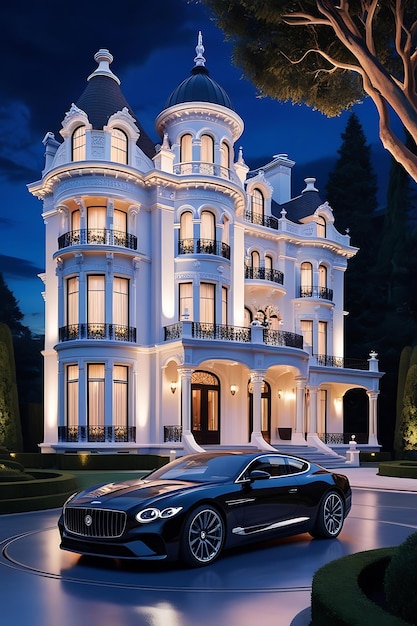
[145,454,247,483]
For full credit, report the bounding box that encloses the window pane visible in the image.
[301,262,313,288]
[265,255,273,270]
[111,128,128,164]
[88,276,105,323]
[222,286,227,325]
[319,265,327,288]
[192,389,201,430]
[318,321,327,355]
[207,390,218,430]
[113,277,129,326]
[113,365,128,427]
[88,364,105,427]
[252,188,264,217]
[114,209,127,233]
[317,216,326,238]
[201,135,214,162]
[72,126,86,161]
[300,320,313,350]
[67,365,78,427]
[201,211,215,240]
[67,277,79,325]
[251,251,260,268]
[71,209,80,231]
[221,141,229,171]
[180,134,192,162]
[200,283,215,323]
[87,206,106,229]
[179,283,193,320]
[180,212,193,239]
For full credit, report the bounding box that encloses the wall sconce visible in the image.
[170,381,177,394]
[278,389,282,399]
[230,384,237,396]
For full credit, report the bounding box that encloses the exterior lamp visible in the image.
[230,384,237,396]
[278,389,282,399]
[170,381,177,394]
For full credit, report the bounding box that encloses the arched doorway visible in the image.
[191,371,220,445]
[248,380,271,443]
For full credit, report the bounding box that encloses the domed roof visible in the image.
[165,33,234,111]
[75,49,156,159]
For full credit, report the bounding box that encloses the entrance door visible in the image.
[191,371,220,445]
[248,380,271,443]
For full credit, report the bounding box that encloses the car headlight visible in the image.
[136,506,183,524]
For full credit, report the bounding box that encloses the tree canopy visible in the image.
[200,0,417,181]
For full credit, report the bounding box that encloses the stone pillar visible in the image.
[249,370,276,451]
[307,386,318,435]
[293,376,307,444]
[367,389,380,446]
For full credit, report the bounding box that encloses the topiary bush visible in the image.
[384,531,417,623]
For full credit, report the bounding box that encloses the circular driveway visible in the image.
[1,487,417,625]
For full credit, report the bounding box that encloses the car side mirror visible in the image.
[249,469,271,481]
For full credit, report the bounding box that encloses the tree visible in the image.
[201,0,417,181]
[325,112,378,356]
[0,341,22,451]
[0,272,30,339]
[401,363,417,451]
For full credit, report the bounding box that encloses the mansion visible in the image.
[29,35,383,458]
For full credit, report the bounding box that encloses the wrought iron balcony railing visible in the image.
[58,425,136,443]
[314,354,369,370]
[245,266,284,285]
[244,210,279,230]
[164,425,182,443]
[299,285,334,301]
[319,432,368,445]
[178,238,231,260]
[58,228,137,250]
[263,329,304,349]
[59,323,136,343]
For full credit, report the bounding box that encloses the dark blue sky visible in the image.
[0,0,398,334]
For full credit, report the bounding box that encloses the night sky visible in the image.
[0,0,400,334]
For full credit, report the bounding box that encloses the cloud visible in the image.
[0,255,43,280]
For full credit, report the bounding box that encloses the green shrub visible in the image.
[384,531,417,623]
[378,461,417,478]
[0,466,34,482]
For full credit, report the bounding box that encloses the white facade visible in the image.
[29,42,383,456]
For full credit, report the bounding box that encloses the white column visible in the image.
[293,376,307,444]
[250,370,276,451]
[367,390,380,446]
[307,386,318,435]
[179,367,204,454]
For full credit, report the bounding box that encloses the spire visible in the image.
[194,31,206,67]
[87,49,120,85]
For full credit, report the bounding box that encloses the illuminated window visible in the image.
[301,261,313,296]
[180,211,193,239]
[179,283,193,320]
[265,255,273,270]
[67,277,79,326]
[251,251,260,268]
[66,364,79,427]
[111,128,128,164]
[114,209,127,233]
[72,126,86,161]
[113,277,129,328]
[201,211,215,240]
[318,321,327,356]
[180,134,192,162]
[201,134,214,162]
[252,188,264,218]
[222,286,228,325]
[319,264,327,288]
[317,216,326,238]
[71,209,80,231]
[113,365,128,428]
[300,320,313,350]
[88,275,105,326]
[87,363,105,429]
[200,282,215,323]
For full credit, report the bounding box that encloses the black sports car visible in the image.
[58,451,352,567]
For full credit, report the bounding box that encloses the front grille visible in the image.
[64,507,127,538]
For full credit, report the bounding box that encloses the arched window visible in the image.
[265,255,273,270]
[221,141,230,177]
[111,128,128,164]
[191,370,220,445]
[180,211,193,239]
[251,251,260,268]
[301,262,313,297]
[72,126,86,161]
[180,134,192,163]
[244,307,252,327]
[252,188,264,219]
[201,134,214,162]
[319,264,327,289]
[201,211,215,240]
[317,216,326,238]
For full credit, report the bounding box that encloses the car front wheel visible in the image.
[310,491,344,539]
[180,505,225,567]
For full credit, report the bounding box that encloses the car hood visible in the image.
[70,479,201,508]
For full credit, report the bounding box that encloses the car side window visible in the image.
[248,455,288,477]
[286,458,309,474]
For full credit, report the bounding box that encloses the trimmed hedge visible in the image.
[378,461,417,479]
[9,453,169,471]
[0,470,78,514]
[311,548,409,625]
[360,451,392,463]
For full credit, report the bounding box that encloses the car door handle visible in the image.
[288,488,298,493]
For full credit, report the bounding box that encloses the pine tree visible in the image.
[0,342,21,451]
[0,272,30,339]
[325,113,379,357]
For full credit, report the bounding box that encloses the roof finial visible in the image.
[87,49,120,85]
[194,31,206,67]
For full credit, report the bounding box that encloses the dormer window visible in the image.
[111,128,128,164]
[252,188,264,219]
[72,126,86,161]
[317,215,326,238]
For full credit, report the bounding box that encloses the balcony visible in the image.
[58,228,137,251]
[244,210,279,230]
[173,162,240,184]
[314,354,370,370]
[299,285,334,301]
[59,323,136,343]
[245,266,284,285]
[164,321,303,349]
[178,238,231,260]
[58,426,136,443]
